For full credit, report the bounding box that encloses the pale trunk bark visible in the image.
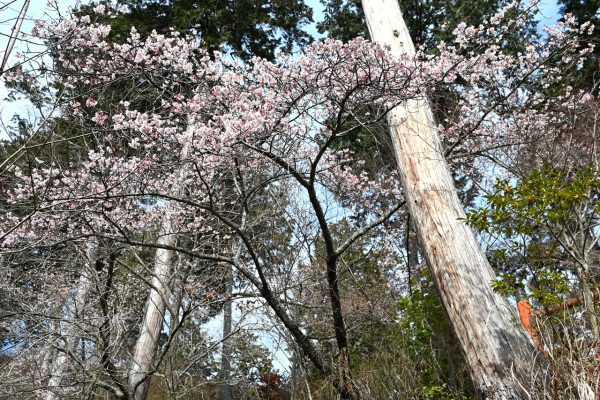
[45,240,98,400]
[128,217,176,400]
[219,265,234,400]
[164,280,183,399]
[40,319,57,382]
[577,265,599,339]
[361,1,548,398]
[127,123,195,400]
[290,354,302,400]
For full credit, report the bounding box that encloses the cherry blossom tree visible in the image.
[0,2,597,399]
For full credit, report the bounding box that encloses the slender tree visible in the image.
[45,240,100,400]
[128,217,178,399]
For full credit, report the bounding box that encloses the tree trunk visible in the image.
[40,318,57,383]
[406,215,420,295]
[128,123,195,400]
[325,256,360,399]
[219,264,234,400]
[289,352,302,400]
[361,1,548,398]
[45,240,97,400]
[128,218,176,400]
[577,265,599,340]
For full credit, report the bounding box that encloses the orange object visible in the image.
[518,292,600,358]
[517,299,542,349]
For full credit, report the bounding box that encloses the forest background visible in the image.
[0,0,599,399]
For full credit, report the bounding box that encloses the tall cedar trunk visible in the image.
[127,125,194,400]
[45,240,98,400]
[578,264,599,339]
[290,353,302,400]
[219,264,234,400]
[360,1,549,398]
[128,218,176,400]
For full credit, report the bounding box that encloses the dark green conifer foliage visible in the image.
[93,0,313,60]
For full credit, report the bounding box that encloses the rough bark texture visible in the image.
[219,264,233,400]
[45,240,97,400]
[325,254,360,400]
[128,218,176,400]
[578,265,599,339]
[41,319,57,383]
[360,1,549,398]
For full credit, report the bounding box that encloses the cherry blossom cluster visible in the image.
[1,2,595,254]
